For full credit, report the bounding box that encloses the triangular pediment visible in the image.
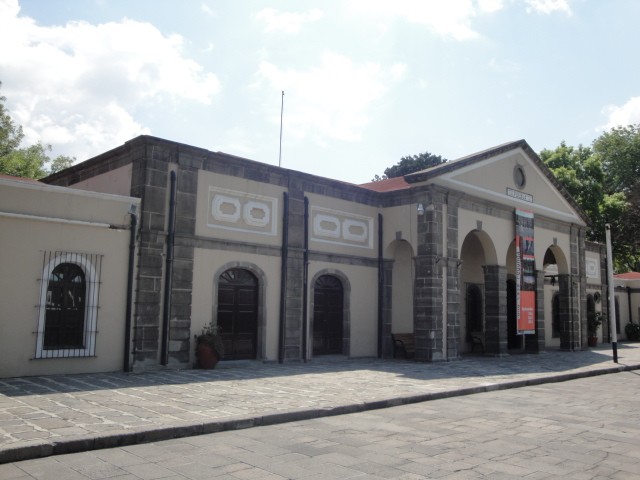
[405,140,588,226]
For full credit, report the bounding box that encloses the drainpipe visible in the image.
[161,170,177,366]
[627,286,633,324]
[302,197,309,362]
[124,206,137,372]
[377,213,384,358]
[278,191,289,363]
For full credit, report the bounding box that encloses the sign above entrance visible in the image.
[507,188,533,203]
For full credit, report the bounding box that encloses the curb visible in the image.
[1,363,639,464]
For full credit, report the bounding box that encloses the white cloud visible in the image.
[257,8,324,34]
[600,97,640,131]
[201,3,216,17]
[525,0,572,15]
[0,0,220,160]
[347,0,505,41]
[255,52,406,143]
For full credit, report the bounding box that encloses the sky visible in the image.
[1,0,639,184]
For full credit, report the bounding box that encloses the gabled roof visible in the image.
[363,140,589,225]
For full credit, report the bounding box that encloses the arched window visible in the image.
[36,252,102,359]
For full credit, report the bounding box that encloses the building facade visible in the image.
[0,175,139,378]
[38,135,616,373]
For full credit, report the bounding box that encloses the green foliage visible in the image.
[625,322,640,341]
[0,83,75,179]
[587,311,604,336]
[541,128,640,272]
[373,151,446,181]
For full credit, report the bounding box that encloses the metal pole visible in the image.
[279,91,284,167]
[605,223,618,363]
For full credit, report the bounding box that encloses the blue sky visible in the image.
[1,0,639,183]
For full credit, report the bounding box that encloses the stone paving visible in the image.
[1,344,639,464]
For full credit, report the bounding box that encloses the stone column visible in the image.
[414,188,445,362]
[483,265,507,355]
[572,226,588,349]
[558,274,579,350]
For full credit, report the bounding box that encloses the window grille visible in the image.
[34,251,103,359]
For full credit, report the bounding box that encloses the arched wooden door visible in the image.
[313,275,344,355]
[217,268,258,360]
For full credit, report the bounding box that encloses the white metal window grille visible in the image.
[34,251,103,359]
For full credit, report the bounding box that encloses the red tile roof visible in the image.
[0,174,41,184]
[614,272,640,280]
[359,176,410,192]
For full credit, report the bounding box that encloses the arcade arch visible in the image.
[459,230,497,353]
[386,240,415,335]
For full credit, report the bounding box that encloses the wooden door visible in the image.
[313,275,343,355]
[217,269,258,360]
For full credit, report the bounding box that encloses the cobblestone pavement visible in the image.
[1,344,639,464]
[2,370,639,479]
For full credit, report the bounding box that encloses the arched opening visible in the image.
[466,284,483,341]
[313,275,344,355]
[543,245,570,348]
[507,278,518,349]
[389,240,414,335]
[460,230,496,352]
[44,263,86,349]
[587,294,596,338]
[217,268,259,360]
[552,292,561,338]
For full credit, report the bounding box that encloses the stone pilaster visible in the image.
[572,226,588,349]
[131,145,171,368]
[414,188,445,361]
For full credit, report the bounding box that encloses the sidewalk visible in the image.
[1,344,639,464]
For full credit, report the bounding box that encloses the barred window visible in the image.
[35,252,103,359]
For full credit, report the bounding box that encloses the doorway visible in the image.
[217,268,258,360]
[313,275,344,355]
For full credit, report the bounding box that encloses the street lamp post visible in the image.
[605,223,618,363]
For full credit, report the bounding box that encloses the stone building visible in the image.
[41,135,610,372]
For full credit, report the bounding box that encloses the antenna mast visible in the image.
[279,91,284,168]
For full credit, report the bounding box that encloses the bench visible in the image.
[392,333,415,359]
[470,331,485,353]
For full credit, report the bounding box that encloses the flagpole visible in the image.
[605,223,618,363]
[279,91,284,168]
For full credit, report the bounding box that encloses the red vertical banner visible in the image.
[515,209,536,334]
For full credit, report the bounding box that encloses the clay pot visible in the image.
[196,342,220,369]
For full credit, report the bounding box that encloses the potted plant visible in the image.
[587,311,603,347]
[625,322,640,341]
[195,321,224,369]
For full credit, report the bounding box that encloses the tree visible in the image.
[541,127,640,272]
[0,83,75,179]
[372,151,446,181]
[592,125,640,271]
